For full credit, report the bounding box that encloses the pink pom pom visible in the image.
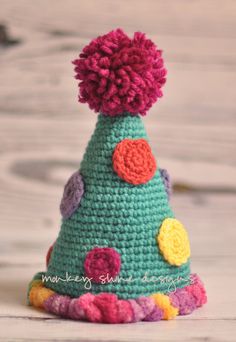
[73,28,166,116]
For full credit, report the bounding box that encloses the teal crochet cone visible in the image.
[28,29,207,323]
[43,113,191,299]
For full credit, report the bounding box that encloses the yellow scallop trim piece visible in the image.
[29,283,55,309]
[157,218,191,266]
[150,293,178,320]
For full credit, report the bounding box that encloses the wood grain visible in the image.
[0,0,236,340]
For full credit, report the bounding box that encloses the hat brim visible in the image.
[27,272,207,323]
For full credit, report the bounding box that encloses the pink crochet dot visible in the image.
[84,247,121,283]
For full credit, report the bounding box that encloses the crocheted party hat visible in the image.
[28,29,207,323]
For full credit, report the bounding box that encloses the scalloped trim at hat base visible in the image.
[27,273,207,323]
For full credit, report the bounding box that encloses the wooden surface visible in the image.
[0,1,236,341]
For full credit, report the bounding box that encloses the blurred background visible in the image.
[0,0,236,332]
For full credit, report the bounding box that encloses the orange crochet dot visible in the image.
[112,139,157,185]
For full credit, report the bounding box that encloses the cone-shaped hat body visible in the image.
[44,113,191,299]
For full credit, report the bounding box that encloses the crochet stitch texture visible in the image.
[28,29,207,323]
[44,114,190,298]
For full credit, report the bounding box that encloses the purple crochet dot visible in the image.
[60,171,84,219]
[159,168,172,199]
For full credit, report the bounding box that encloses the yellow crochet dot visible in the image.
[157,218,191,266]
[29,285,54,309]
[151,293,178,320]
